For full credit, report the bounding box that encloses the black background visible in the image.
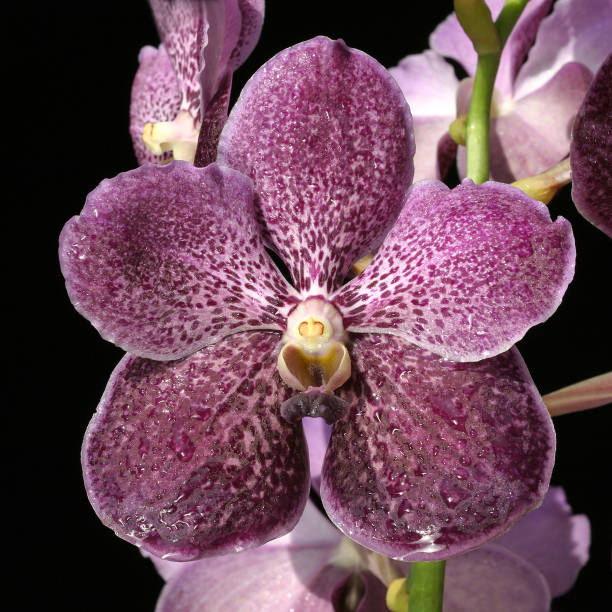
[9,1,611,609]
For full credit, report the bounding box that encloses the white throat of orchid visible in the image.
[277,298,351,393]
[142,110,199,163]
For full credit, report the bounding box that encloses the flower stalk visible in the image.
[387,561,446,612]
[463,0,531,183]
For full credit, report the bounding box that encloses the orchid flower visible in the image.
[147,489,589,611]
[60,37,575,563]
[391,0,612,183]
[130,0,264,165]
[570,53,612,238]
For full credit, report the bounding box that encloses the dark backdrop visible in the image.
[10,1,610,610]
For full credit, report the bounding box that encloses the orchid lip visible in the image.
[277,298,350,393]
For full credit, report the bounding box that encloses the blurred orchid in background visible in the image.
[130,0,264,165]
[61,37,576,566]
[145,488,589,611]
[391,0,612,183]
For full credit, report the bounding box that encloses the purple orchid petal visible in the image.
[444,544,551,611]
[83,331,310,561]
[194,71,233,167]
[228,0,265,71]
[148,0,207,121]
[130,45,182,165]
[515,0,612,99]
[570,53,612,237]
[494,487,590,597]
[303,417,332,493]
[389,50,458,181]
[321,334,555,561]
[218,36,415,293]
[429,0,552,97]
[199,0,241,110]
[156,546,349,611]
[60,162,298,360]
[456,62,592,182]
[334,180,574,362]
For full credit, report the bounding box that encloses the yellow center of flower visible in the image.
[142,110,199,163]
[277,298,351,393]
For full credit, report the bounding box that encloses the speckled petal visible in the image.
[60,162,297,361]
[456,62,592,182]
[149,0,207,120]
[570,54,612,237]
[228,0,265,71]
[429,0,552,97]
[389,50,458,181]
[334,180,575,362]
[444,545,551,611]
[321,334,555,561]
[218,37,415,293]
[515,0,612,99]
[495,487,590,598]
[130,45,181,165]
[83,331,310,561]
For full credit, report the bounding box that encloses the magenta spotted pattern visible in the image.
[83,332,309,561]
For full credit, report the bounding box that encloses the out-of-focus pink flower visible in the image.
[147,488,589,611]
[391,0,611,183]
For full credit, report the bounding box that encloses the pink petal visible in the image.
[444,544,551,611]
[218,37,414,293]
[60,162,298,361]
[228,0,265,71]
[129,45,181,165]
[321,334,555,561]
[429,0,552,97]
[82,331,310,561]
[333,180,575,362]
[515,0,612,99]
[389,51,458,180]
[570,53,612,237]
[495,487,590,597]
[456,62,592,182]
[302,417,332,493]
[148,0,207,120]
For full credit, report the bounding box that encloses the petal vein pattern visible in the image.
[333,180,575,362]
[82,331,310,561]
[321,334,555,561]
[218,36,415,294]
[60,163,298,360]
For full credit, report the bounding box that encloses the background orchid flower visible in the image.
[146,489,589,611]
[60,37,575,565]
[570,53,612,238]
[391,0,612,182]
[130,0,264,165]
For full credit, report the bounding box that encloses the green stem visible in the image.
[406,561,446,612]
[465,0,531,183]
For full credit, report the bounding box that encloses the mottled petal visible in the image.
[570,54,612,237]
[494,487,590,597]
[156,545,348,611]
[199,0,241,109]
[303,417,332,492]
[82,331,310,561]
[429,0,552,96]
[515,0,612,99]
[149,0,207,120]
[456,62,592,182]
[130,45,181,165]
[60,162,297,361]
[334,180,574,362]
[444,544,551,611]
[218,37,415,293]
[228,0,265,71]
[389,51,458,181]
[321,334,555,561]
